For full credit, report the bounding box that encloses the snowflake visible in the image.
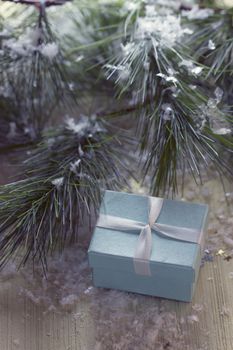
[121,42,136,57]
[121,0,140,14]
[105,63,132,82]
[0,83,12,98]
[75,55,84,62]
[40,43,59,60]
[208,40,216,50]
[161,104,175,121]
[135,7,193,47]
[179,59,203,77]
[191,66,203,77]
[51,177,64,188]
[3,28,42,57]
[150,0,182,11]
[207,88,223,109]
[214,87,223,104]
[157,73,178,85]
[70,159,81,174]
[214,128,231,135]
[0,28,11,38]
[197,88,225,132]
[3,38,31,56]
[182,5,214,20]
[65,117,90,134]
[119,64,132,81]
[7,122,17,139]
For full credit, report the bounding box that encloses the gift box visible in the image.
[88,190,209,302]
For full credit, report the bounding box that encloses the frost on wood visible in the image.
[0,174,233,349]
[0,246,187,350]
[187,314,199,324]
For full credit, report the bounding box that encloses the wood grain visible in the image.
[167,257,233,350]
[0,175,232,350]
[0,278,96,350]
[0,257,233,350]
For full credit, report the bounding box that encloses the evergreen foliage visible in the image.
[0,116,130,268]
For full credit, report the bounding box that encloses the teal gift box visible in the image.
[88,190,209,302]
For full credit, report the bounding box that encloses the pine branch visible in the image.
[0,3,76,142]
[62,0,128,92]
[140,87,233,195]
[102,2,233,195]
[0,116,131,270]
[183,8,233,79]
[1,0,71,6]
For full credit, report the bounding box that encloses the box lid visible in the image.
[88,191,208,284]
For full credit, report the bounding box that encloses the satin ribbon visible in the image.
[96,197,203,276]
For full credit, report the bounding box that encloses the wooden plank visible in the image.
[164,257,233,350]
[0,280,96,350]
[1,257,233,350]
[0,178,232,349]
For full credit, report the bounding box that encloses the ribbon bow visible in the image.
[97,197,202,276]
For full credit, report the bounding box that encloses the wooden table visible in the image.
[0,178,233,350]
[1,257,233,350]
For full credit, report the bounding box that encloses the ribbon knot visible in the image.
[133,197,163,275]
[96,196,202,276]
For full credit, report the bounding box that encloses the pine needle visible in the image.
[0,3,76,142]
[0,116,130,269]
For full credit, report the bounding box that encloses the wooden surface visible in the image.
[0,256,233,350]
[170,257,233,350]
[0,278,96,350]
[0,176,233,350]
